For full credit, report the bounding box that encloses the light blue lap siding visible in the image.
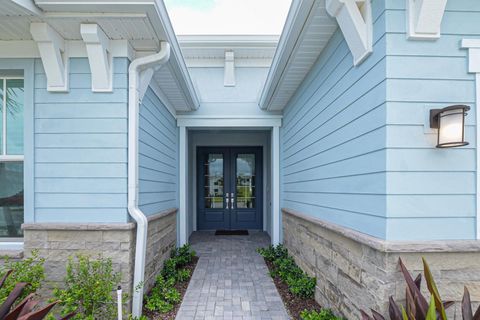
[138,87,178,215]
[34,58,129,223]
[281,0,388,239]
[384,0,480,240]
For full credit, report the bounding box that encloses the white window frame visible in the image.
[0,76,25,248]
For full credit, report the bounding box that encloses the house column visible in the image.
[179,126,188,245]
[462,39,480,239]
[272,126,280,245]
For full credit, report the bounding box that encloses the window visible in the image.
[0,76,24,238]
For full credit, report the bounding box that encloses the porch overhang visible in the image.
[0,0,200,111]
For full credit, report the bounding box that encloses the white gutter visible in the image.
[128,41,171,318]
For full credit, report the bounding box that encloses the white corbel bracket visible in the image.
[138,68,155,102]
[80,24,113,92]
[407,0,448,40]
[326,0,373,66]
[30,23,69,92]
[224,51,235,86]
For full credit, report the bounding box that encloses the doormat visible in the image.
[215,230,249,236]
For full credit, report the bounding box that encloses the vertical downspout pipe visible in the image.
[128,41,171,317]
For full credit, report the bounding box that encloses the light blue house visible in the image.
[0,0,479,318]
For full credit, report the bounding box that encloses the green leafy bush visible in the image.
[172,244,196,267]
[301,308,344,320]
[258,244,316,299]
[52,254,122,320]
[0,250,45,304]
[257,244,288,262]
[145,244,196,314]
[145,275,179,313]
[176,268,191,282]
[161,258,177,280]
[287,274,316,298]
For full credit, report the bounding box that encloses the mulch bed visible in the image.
[264,259,322,320]
[144,256,199,320]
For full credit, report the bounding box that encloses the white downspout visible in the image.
[128,41,171,317]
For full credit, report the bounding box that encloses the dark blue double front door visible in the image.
[197,147,263,230]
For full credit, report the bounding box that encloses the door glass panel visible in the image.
[204,153,224,209]
[6,79,24,155]
[0,162,24,237]
[236,154,255,209]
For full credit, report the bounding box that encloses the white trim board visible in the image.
[462,39,480,240]
[177,116,282,128]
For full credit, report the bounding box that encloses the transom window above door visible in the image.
[0,76,25,239]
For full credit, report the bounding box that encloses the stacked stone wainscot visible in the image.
[21,208,177,311]
[282,208,480,319]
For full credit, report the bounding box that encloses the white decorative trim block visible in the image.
[326,0,373,66]
[224,51,235,86]
[30,23,69,92]
[407,0,448,40]
[80,24,113,92]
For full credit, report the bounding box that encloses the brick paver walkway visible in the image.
[176,231,290,320]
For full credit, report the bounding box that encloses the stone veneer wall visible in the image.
[282,209,480,319]
[21,208,177,311]
[22,223,136,299]
[144,209,177,292]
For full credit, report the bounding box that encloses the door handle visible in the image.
[225,193,230,208]
[230,193,235,209]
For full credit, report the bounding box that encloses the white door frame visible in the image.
[177,115,282,245]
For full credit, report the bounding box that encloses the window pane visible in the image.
[0,162,24,238]
[6,79,24,155]
[204,154,224,209]
[236,154,255,209]
[0,79,3,155]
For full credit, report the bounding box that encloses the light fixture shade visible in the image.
[430,105,470,148]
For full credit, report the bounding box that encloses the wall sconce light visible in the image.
[430,105,470,148]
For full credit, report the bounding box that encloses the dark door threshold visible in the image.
[215,230,249,236]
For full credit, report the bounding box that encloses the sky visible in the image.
[164,0,292,35]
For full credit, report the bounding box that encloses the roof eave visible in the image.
[258,0,316,111]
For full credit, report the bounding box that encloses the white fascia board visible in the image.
[80,23,113,92]
[30,22,69,92]
[259,0,316,110]
[326,0,373,66]
[407,0,447,40]
[10,0,43,15]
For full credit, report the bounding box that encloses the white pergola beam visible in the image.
[407,0,448,40]
[30,22,69,92]
[326,0,373,66]
[80,24,113,92]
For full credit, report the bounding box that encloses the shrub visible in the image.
[161,258,177,280]
[176,268,191,282]
[172,244,196,267]
[300,308,344,320]
[257,244,288,262]
[259,245,316,299]
[287,274,316,299]
[145,275,180,313]
[52,254,122,320]
[361,257,480,320]
[0,250,45,304]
